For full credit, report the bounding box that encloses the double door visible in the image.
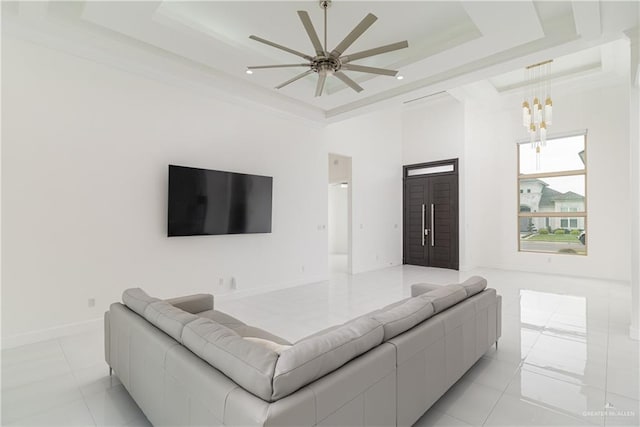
[403,160,459,270]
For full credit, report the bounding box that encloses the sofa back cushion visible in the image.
[143,301,198,343]
[373,297,435,340]
[122,288,160,316]
[182,318,279,402]
[459,276,487,297]
[421,284,467,313]
[272,317,384,400]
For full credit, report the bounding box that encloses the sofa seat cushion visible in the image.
[181,318,279,402]
[421,284,467,313]
[198,310,291,345]
[122,288,160,316]
[272,317,384,400]
[373,297,435,340]
[143,301,199,343]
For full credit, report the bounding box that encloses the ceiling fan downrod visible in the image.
[320,1,331,54]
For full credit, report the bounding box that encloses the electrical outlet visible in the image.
[88,298,95,308]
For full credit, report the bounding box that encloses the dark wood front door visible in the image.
[403,159,459,270]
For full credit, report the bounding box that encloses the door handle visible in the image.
[430,203,435,247]
[421,204,425,247]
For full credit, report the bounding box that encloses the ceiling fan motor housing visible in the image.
[313,57,341,74]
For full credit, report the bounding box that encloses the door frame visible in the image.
[403,158,459,269]
[328,153,353,275]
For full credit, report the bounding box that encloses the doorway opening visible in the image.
[328,153,352,275]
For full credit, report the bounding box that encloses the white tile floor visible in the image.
[2,266,639,426]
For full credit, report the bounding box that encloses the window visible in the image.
[518,134,587,255]
[406,164,455,176]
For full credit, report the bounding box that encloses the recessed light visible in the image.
[396,75,404,80]
[246,69,253,75]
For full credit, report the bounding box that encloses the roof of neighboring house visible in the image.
[551,191,585,201]
[539,186,562,207]
[520,178,547,185]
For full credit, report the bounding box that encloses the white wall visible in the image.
[2,36,406,344]
[401,96,470,269]
[328,185,348,254]
[402,97,465,165]
[630,77,640,339]
[402,84,632,281]
[1,37,332,342]
[325,109,404,274]
[475,85,629,280]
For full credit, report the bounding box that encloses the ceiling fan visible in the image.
[247,0,409,97]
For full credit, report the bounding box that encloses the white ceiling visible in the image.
[3,1,639,122]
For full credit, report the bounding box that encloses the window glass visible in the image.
[518,134,587,255]
[407,164,454,176]
[519,217,586,255]
[518,176,585,212]
[519,135,585,174]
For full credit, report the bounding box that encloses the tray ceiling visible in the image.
[3,1,638,122]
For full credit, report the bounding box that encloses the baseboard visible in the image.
[459,264,477,272]
[482,263,631,285]
[1,317,102,349]
[1,276,329,349]
[215,274,329,302]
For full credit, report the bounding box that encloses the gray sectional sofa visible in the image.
[104,277,501,426]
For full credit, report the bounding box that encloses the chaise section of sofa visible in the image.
[105,277,501,426]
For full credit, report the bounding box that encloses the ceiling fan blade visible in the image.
[248,64,311,70]
[297,11,324,56]
[341,41,409,63]
[334,71,363,93]
[249,35,313,61]
[275,70,315,89]
[330,13,377,57]
[341,64,398,76]
[315,72,327,97]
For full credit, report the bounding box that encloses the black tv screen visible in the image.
[168,165,272,237]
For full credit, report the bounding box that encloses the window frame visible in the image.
[516,132,588,255]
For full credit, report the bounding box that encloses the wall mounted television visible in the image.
[168,165,273,237]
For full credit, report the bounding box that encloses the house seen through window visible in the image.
[518,134,587,255]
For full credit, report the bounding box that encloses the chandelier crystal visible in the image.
[522,60,553,169]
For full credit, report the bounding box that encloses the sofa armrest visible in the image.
[165,293,213,314]
[411,283,442,297]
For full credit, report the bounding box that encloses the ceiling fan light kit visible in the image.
[247,0,409,97]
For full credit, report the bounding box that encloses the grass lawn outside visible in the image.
[526,233,581,242]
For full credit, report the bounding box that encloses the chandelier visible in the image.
[521,59,553,169]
